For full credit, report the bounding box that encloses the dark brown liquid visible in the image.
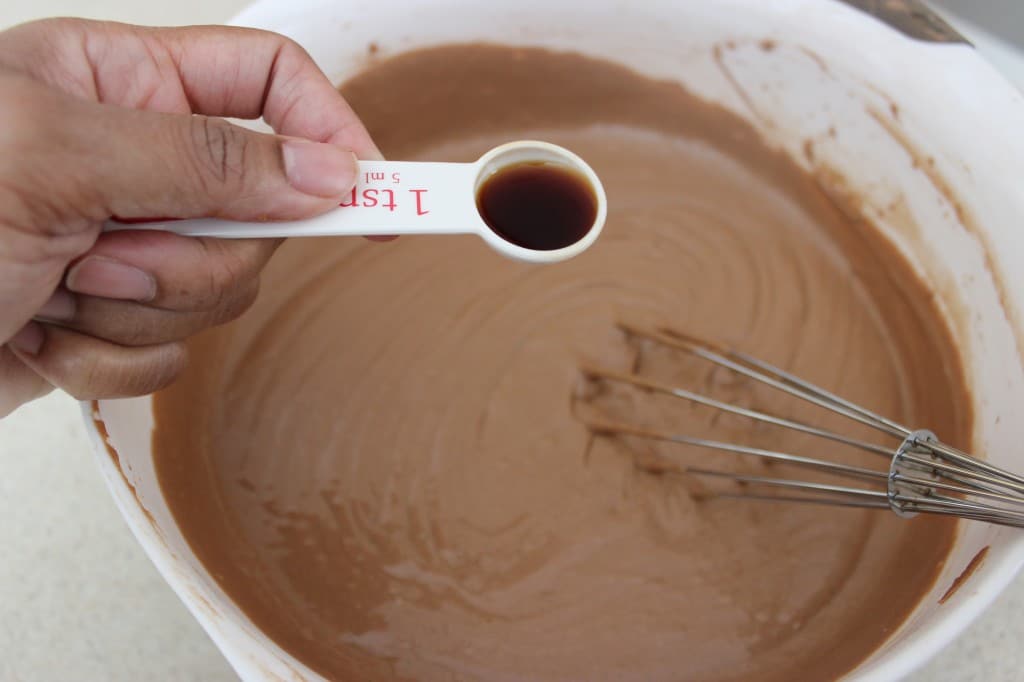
[476,162,598,251]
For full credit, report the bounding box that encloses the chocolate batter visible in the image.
[152,46,970,681]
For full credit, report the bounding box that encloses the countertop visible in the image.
[1,2,1023,680]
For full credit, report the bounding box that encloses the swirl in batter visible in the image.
[153,46,970,681]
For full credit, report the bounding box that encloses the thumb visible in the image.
[84,103,359,222]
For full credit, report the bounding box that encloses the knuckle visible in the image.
[58,354,100,401]
[278,34,305,55]
[212,279,260,325]
[118,319,161,347]
[144,344,188,393]
[67,343,185,399]
[185,116,249,191]
[272,34,312,72]
[194,239,259,310]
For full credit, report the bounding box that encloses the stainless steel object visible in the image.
[578,323,1024,528]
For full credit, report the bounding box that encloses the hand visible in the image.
[0,18,381,416]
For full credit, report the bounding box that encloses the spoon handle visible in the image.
[103,160,481,239]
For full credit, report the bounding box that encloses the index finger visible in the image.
[148,25,382,158]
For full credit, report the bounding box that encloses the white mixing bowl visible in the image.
[83,0,1024,679]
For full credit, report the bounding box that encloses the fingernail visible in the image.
[9,322,44,356]
[35,289,76,322]
[282,140,357,198]
[66,256,157,302]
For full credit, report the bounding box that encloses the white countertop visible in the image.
[2,2,1023,681]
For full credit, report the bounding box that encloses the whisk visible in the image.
[577,323,1024,529]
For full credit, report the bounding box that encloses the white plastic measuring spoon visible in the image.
[104,141,607,264]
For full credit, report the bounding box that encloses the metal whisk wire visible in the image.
[578,323,1024,529]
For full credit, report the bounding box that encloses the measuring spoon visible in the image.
[104,141,607,264]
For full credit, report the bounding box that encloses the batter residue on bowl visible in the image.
[152,45,970,681]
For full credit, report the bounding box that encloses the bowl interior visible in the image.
[87,1,1024,680]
